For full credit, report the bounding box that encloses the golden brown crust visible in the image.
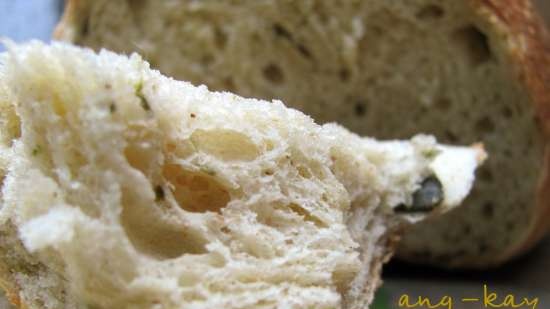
[470,0,550,263]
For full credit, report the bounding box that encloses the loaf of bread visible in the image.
[0,41,484,309]
[55,0,550,268]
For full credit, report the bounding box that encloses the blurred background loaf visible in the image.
[538,0,550,23]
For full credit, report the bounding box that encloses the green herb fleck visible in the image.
[31,146,42,156]
[109,103,117,114]
[135,80,151,111]
[422,148,440,159]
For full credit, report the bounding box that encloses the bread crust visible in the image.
[469,0,550,264]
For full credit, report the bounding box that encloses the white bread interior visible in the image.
[0,41,483,309]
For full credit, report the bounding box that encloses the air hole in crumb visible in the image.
[296,44,313,59]
[120,182,210,259]
[190,129,259,161]
[452,25,492,66]
[164,142,177,153]
[272,23,312,60]
[416,5,445,20]
[435,97,451,111]
[297,165,312,178]
[354,102,367,117]
[163,163,230,213]
[154,185,165,201]
[482,202,494,218]
[339,68,350,82]
[121,205,209,259]
[201,54,214,66]
[501,106,513,119]
[125,142,157,177]
[288,203,326,227]
[214,27,228,50]
[475,116,495,134]
[262,63,285,84]
[273,23,292,39]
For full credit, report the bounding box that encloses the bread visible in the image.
[54,0,550,269]
[535,0,550,24]
[0,291,13,309]
[0,41,483,309]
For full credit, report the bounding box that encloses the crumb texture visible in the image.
[70,0,545,267]
[0,42,481,308]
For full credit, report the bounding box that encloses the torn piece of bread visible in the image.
[0,41,483,309]
[54,0,550,269]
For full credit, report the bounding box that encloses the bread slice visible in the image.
[54,0,550,269]
[0,41,484,309]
